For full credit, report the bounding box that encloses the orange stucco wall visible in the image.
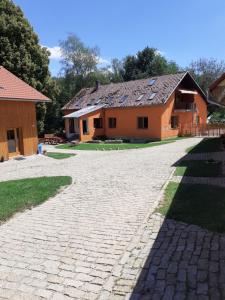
[104,106,163,139]
[161,92,207,139]
[65,91,207,142]
[79,109,105,142]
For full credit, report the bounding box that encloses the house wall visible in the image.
[0,100,38,161]
[64,91,207,142]
[161,92,207,138]
[104,106,163,140]
[79,109,105,142]
[161,94,179,139]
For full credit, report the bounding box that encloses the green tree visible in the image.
[188,58,225,93]
[188,58,225,120]
[209,108,225,123]
[122,47,180,81]
[110,58,124,82]
[58,34,111,107]
[0,0,57,133]
[60,33,99,76]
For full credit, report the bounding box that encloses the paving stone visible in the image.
[64,287,85,298]
[0,138,222,299]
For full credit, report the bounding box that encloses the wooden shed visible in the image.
[0,66,50,161]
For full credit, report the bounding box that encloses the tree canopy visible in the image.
[3,0,225,131]
[188,58,225,93]
[122,47,180,81]
[0,0,59,133]
[60,34,99,76]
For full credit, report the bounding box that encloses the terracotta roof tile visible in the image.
[62,72,187,110]
[0,66,50,102]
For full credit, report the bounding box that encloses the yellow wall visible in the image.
[0,100,38,161]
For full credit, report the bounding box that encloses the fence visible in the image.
[180,124,225,137]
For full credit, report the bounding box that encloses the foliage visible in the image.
[209,107,225,124]
[0,0,59,134]
[122,47,180,81]
[110,58,124,82]
[188,58,225,93]
[0,176,72,221]
[60,33,99,76]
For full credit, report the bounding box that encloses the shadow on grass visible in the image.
[186,137,222,154]
[129,138,225,299]
[173,159,222,177]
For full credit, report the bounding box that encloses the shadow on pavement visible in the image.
[130,138,225,299]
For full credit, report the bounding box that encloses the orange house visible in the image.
[0,66,50,161]
[62,72,208,142]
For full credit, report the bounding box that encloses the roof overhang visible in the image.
[178,89,198,95]
[209,73,225,91]
[64,104,105,119]
[208,73,225,106]
[0,97,51,102]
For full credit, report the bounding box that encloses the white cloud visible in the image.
[155,50,165,56]
[42,45,110,66]
[42,45,62,60]
[97,57,110,65]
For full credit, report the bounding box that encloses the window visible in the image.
[119,95,128,103]
[171,116,179,129]
[148,79,156,86]
[136,94,144,101]
[148,92,157,100]
[138,117,148,129]
[196,116,200,125]
[94,118,103,129]
[108,117,116,128]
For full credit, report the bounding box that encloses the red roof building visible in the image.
[0,66,50,161]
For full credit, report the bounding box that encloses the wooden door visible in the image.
[7,128,22,157]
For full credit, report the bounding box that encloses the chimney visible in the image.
[91,80,100,94]
[95,80,99,91]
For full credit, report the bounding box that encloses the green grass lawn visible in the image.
[186,138,222,154]
[0,176,72,221]
[57,137,183,151]
[46,152,76,159]
[174,160,222,177]
[157,181,225,232]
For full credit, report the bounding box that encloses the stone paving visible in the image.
[0,137,221,299]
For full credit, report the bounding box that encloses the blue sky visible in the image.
[14,0,225,76]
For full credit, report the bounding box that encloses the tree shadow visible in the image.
[129,139,225,299]
[186,137,222,154]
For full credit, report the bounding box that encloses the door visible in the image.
[82,119,88,134]
[69,119,75,134]
[7,128,22,157]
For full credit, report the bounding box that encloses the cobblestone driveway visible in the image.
[0,138,205,299]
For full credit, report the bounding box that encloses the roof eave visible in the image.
[209,73,225,91]
[162,72,188,104]
[0,97,51,102]
[207,97,225,108]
